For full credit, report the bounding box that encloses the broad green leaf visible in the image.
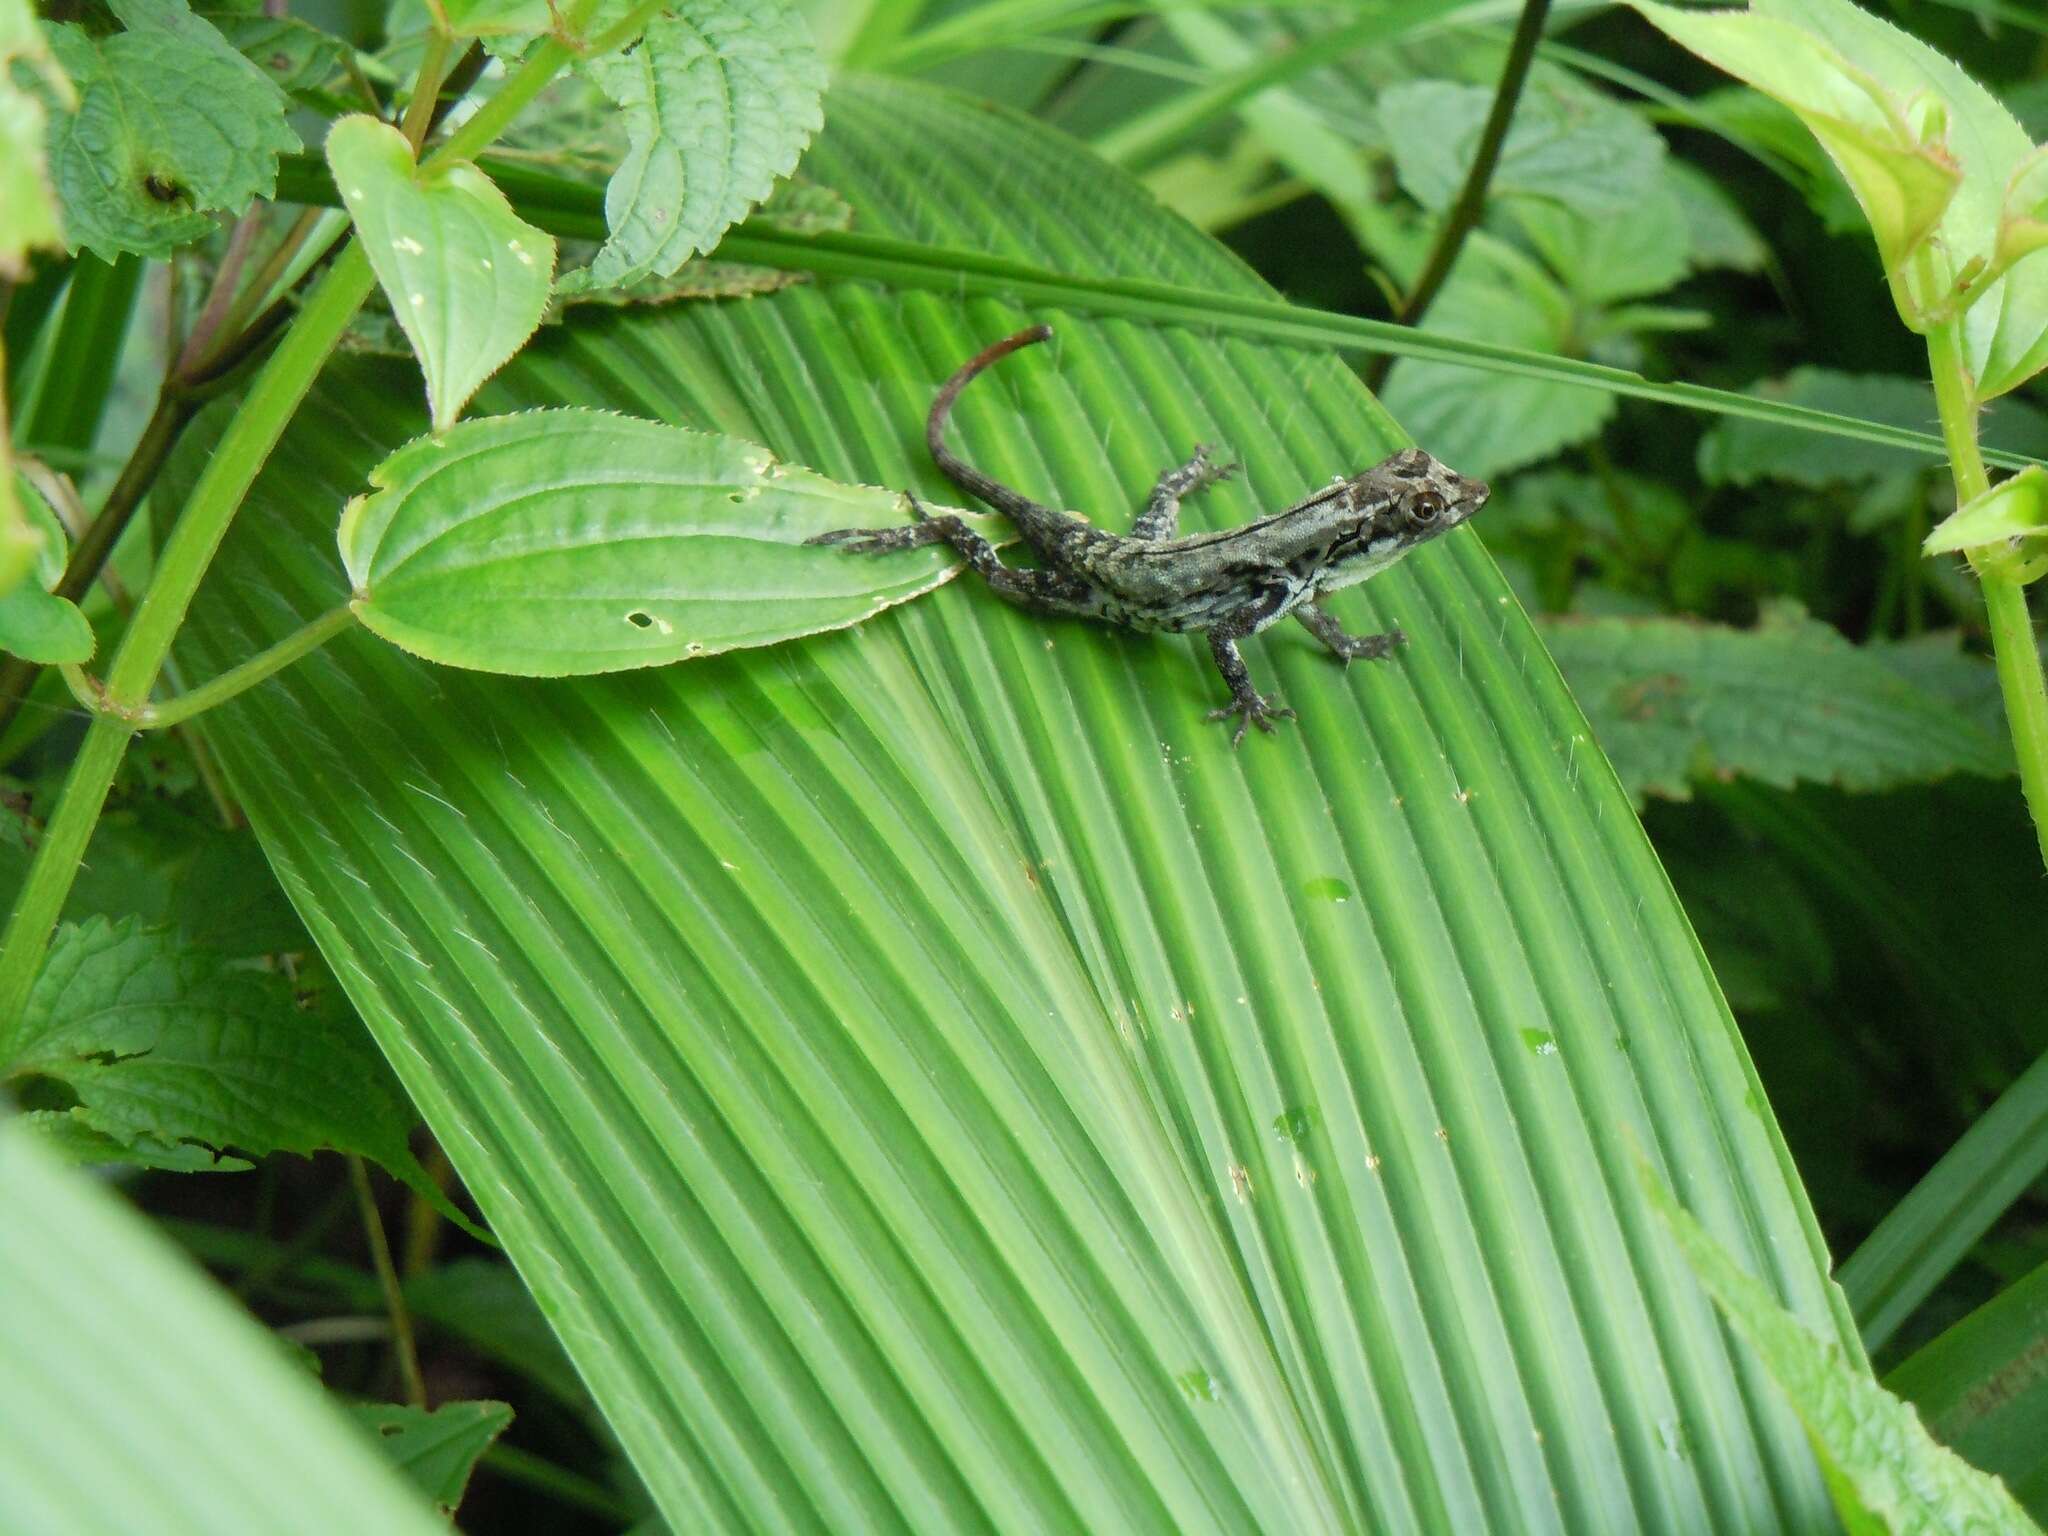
[1996,147,2048,296]
[1888,1254,2048,1520]
[339,408,991,674]
[1379,76,1666,217]
[561,0,825,293]
[1700,369,2048,488]
[175,78,1851,1532]
[1667,158,1770,274]
[1510,187,1691,307]
[1540,602,2010,804]
[30,0,298,260]
[1639,1157,2041,1535]
[0,1123,447,1535]
[347,1400,513,1517]
[0,0,67,277]
[6,915,447,1203]
[328,115,556,433]
[1380,236,1615,477]
[1925,465,2048,553]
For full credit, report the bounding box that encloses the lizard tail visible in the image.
[927,324,1054,506]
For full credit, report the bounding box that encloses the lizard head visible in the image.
[1290,447,1489,595]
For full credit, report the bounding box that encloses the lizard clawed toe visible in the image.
[1207,692,1297,747]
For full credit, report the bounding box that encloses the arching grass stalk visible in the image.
[0,2,604,1037]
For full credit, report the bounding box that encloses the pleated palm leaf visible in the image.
[172,79,1848,1532]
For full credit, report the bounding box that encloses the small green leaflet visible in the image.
[30,0,298,260]
[326,115,555,433]
[0,469,93,664]
[559,0,825,295]
[339,408,998,675]
[1925,465,2048,554]
[347,1401,513,1518]
[1637,1155,2041,1535]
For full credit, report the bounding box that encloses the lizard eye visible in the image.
[1411,491,1445,523]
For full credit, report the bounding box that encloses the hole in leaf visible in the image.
[142,174,187,205]
[379,1422,403,1437]
[625,611,654,629]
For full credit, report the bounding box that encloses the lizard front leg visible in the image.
[1295,603,1406,663]
[1130,444,1238,541]
[1204,629,1296,746]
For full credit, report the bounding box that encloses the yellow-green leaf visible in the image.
[1924,464,2048,553]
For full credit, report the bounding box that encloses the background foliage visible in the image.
[6,0,2048,1531]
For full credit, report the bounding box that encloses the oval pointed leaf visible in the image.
[327,115,555,432]
[339,407,981,674]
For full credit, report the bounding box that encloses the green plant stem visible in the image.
[132,605,356,729]
[479,1443,638,1521]
[349,1154,428,1409]
[399,31,453,152]
[1928,319,2048,870]
[0,15,594,1030]
[1364,0,1552,393]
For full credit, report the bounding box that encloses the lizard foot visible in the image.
[805,521,941,555]
[1207,691,1297,747]
[1187,445,1240,492]
[1329,627,1406,664]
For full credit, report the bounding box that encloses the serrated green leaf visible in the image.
[1380,75,1667,217]
[172,78,1853,1533]
[1638,1155,2041,1536]
[1701,368,2048,488]
[339,408,993,674]
[6,915,438,1193]
[202,11,352,95]
[1925,465,2048,553]
[1380,237,1615,478]
[327,115,555,433]
[1887,1255,2048,1521]
[29,0,297,261]
[561,0,824,293]
[1511,185,1691,308]
[1667,157,1770,274]
[347,1400,512,1517]
[0,1125,449,1535]
[1541,602,2011,804]
[0,468,91,662]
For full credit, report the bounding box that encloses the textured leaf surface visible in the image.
[564,0,824,293]
[1700,369,2048,487]
[1380,76,1666,217]
[1641,1161,2040,1536]
[0,0,67,277]
[31,0,297,260]
[7,915,439,1193]
[0,1124,445,1535]
[340,407,981,673]
[328,115,555,432]
[1541,603,2010,804]
[348,1400,513,1516]
[177,80,1847,1533]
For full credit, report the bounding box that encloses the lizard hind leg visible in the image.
[1131,443,1239,541]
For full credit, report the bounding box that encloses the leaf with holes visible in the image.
[558,0,824,295]
[327,114,555,433]
[28,0,297,260]
[339,407,997,674]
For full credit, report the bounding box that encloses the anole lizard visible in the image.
[810,325,1490,743]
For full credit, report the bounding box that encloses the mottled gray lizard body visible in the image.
[810,325,1490,743]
